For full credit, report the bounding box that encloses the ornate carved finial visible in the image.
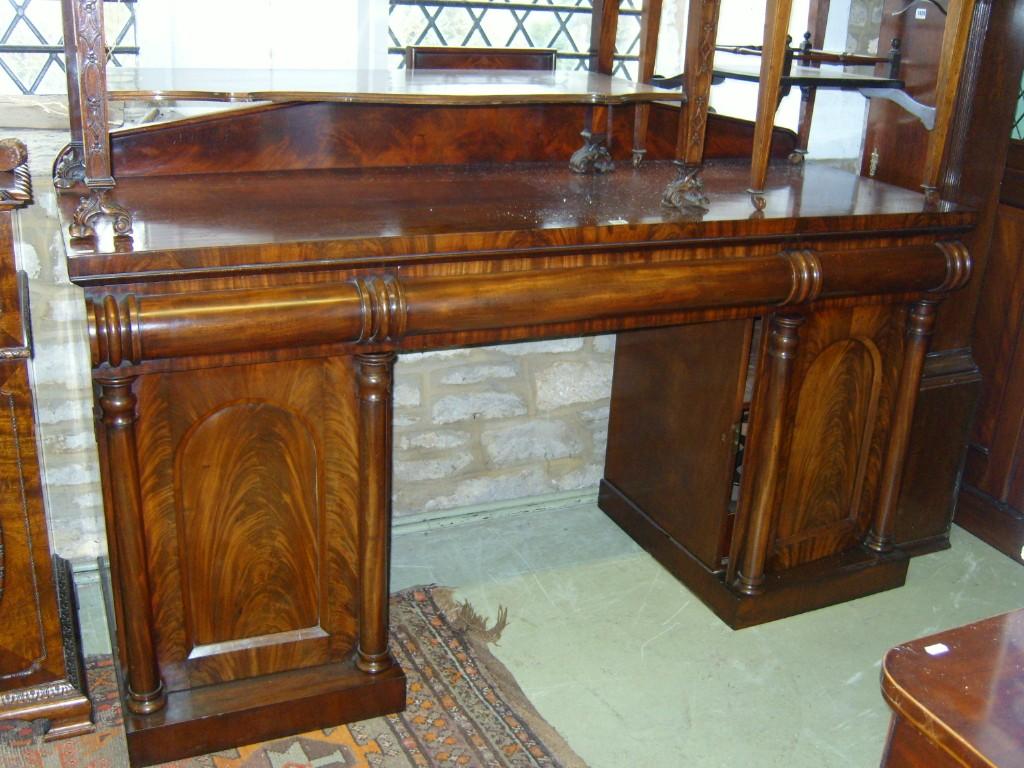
[780,250,823,307]
[70,190,132,240]
[0,139,31,207]
[569,130,615,174]
[933,240,972,293]
[52,143,86,190]
[0,138,27,172]
[662,162,710,210]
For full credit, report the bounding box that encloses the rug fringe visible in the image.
[433,587,509,644]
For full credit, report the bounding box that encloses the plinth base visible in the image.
[99,560,406,767]
[598,479,910,629]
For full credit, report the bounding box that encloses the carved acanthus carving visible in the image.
[0,680,77,708]
[0,347,31,360]
[662,163,709,210]
[52,143,86,190]
[70,190,133,240]
[781,250,823,306]
[569,131,615,174]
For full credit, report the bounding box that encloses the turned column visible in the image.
[356,352,396,673]
[734,314,803,595]
[97,376,165,714]
[866,301,938,552]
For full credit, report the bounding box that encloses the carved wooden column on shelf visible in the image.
[791,0,831,163]
[0,139,93,739]
[920,0,979,201]
[569,0,620,173]
[749,0,796,208]
[61,0,131,239]
[662,0,723,209]
[631,0,665,166]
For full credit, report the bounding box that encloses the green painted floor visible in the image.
[76,503,1024,767]
[392,504,1024,768]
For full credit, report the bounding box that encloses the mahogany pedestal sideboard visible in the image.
[0,140,92,739]
[54,78,975,763]
[880,609,1024,767]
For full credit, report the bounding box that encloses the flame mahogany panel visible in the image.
[108,102,798,179]
[178,403,321,646]
[769,305,904,570]
[135,358,360,690]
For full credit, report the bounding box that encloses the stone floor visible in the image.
[75,503,1024,767]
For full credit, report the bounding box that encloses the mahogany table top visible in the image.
[105,68,674,106]
[882,609,1024,767]
[61,161,971,283]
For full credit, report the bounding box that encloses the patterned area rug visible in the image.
[0,586,585,767]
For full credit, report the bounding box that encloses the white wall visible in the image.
[136,0,389,70]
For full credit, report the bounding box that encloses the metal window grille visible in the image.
[0,0,138,96]
[1013,71,1024,141]
[388,0,643,80]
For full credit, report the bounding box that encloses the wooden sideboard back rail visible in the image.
[89,242,971,369]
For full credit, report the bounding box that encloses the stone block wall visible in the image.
[393,338,613,516]
[10,127,615,562]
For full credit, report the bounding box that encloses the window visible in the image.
[387,0,646,79]
[0,0,137,96]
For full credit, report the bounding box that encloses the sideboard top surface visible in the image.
[61,161,972,283]
[105,68,673,105]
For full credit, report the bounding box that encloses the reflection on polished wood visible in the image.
[60,161,968,271]
[104,68,674,106]
[880,609,1024,767]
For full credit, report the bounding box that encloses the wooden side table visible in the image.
[880,609,1024,767]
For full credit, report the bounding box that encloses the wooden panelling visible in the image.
[106,102,797,180]
[604,321,751,570]
[893,353,980,552]
[404,46,556,71]
[772,338,882,566]
[135,358,360,689]
[769,306,903,570]
[179,403,320,647]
